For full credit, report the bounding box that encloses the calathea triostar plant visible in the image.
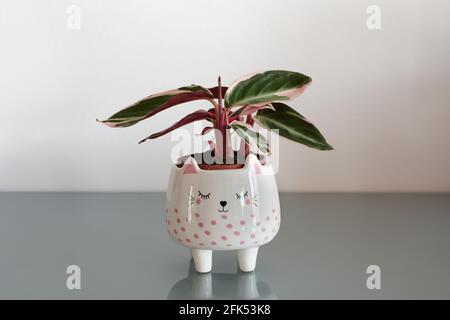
[98,70,332,273]
[98,70,332,167]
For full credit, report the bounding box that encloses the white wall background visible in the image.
[1,0,449,192]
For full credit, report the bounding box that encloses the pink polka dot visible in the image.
[250,233,255,239]
[181,227,186,232]
[226,244,232,247]
[264,236,269,240]
[245,198,251,205]
[240,220,246,225]
[204,230,211,236]
[193,233,199,239]
[186,238,191,243]
[250,214,255,218]
[211,241,217,246]
[167,220,171,225]
[175,208,178,214]
[256,222,261,226]
[266,216,270,221]
[234,231,240,236]
[199,242,204,246]
[272,208,275,213]
[194,213,200,218]
[176,218,181,224]
[240,240,245,245]
[261,227,266,232]
[173,229,178,234]
[185,217,188,222]
[195,198,201,205]
[177,238,182,242]
[198,222,204,228]
[226,224,233,229]
[211,220,217,225]
[221,215,228,220]
[221,235,227,241]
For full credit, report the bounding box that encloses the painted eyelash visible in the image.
[198,191,211,199]
[236,191,249,200]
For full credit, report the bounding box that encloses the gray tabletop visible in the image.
[0,193,449,299]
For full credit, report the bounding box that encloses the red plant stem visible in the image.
[217,76,223,129]
[246,113,255,126]
[214,76,232,163]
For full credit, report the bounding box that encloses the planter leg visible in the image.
[238,247,259,272]
[191,249,212,273]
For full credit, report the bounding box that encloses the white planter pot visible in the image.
[165,154,280,273]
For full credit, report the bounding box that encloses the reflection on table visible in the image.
[167,260,277,300]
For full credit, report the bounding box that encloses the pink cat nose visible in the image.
[220,201,227,207]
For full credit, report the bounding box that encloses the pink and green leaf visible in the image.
[98,85,213,128]
[255,102,333,151]
[231,122,270,155]
[229,103,275,121]
[138,109,213,144]
[224,70,312,107]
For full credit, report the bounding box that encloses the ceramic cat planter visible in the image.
[165,154,281,273]
[99,71,331,273]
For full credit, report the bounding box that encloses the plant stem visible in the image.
[217,76,223,130]
[213,76,233,164]
[218,77,225,161]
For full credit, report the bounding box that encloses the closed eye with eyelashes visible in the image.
[236,191,249,200]
[198,191,211,199]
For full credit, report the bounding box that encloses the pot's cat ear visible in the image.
[183,157,200,175]
[244,154,262,174]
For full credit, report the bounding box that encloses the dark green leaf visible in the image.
[224,70,311,107]
[255,102,333,151]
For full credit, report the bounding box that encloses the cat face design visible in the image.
[166,154,281,250]
[188,175,258,221]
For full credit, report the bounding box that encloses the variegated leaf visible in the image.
[255,102,333,151]
[98,85,213,128]
[224,70,311,107]
[229,103,275,120]
[138,110,213,144]
[231,122,270,155]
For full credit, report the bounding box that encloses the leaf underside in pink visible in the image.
[138,110,213,144]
